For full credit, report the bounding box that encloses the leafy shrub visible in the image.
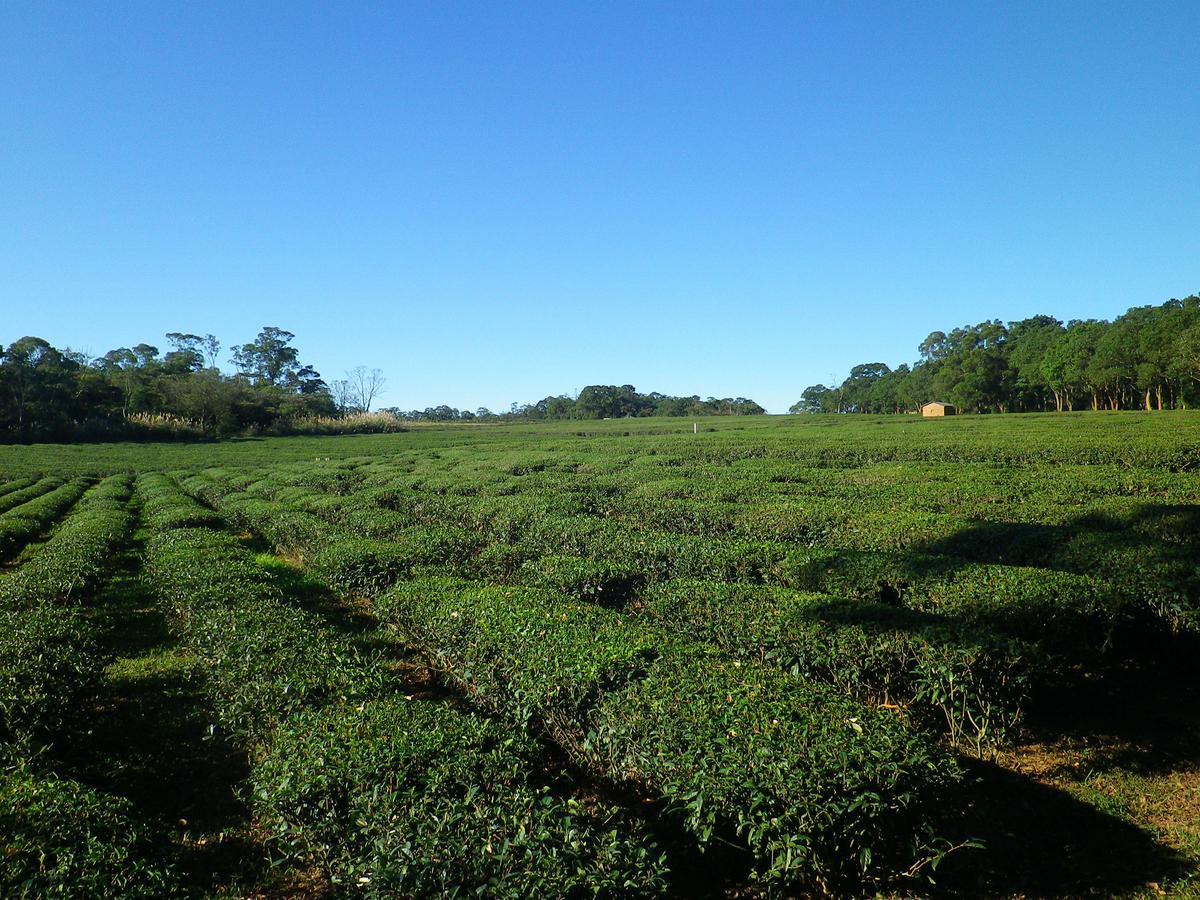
[0,759,179,899]
[378,578,960,891]
[0,480,91,564]
[254,697,667,897]
[0,478,37,500]
[520,554,641,606]
[0,477,63,515]
[638,579,1030,747]
[144,527,392,737]
[0,478,133,609]
[135,473,223,531]
[0,607,95,744]
[311,527,478,596]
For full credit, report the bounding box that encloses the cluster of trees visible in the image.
[792,296,1200,415]
[389,385,766,422]
[0,327,388,441]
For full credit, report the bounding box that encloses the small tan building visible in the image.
[921,401,956,417]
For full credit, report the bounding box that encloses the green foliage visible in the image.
[4,412,1199,894]
[378,578,958,890]
[0,477,37,499]
[0,476,133,741]
[0,477,63,514]
[135,473,223,531]
[141,500,666,894]
[312,528,479,595]
[0,606,94,745]
[0,476,133,608]
[0,759,178,899]
[143,527,392,737]
[520,554,641,605]
[254,697,667,896]
[638,579,1030,747]
[792,296,1200,414]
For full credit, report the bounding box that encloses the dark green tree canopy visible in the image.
[793,295,1200,415]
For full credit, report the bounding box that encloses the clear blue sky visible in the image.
[2,1,1197,413]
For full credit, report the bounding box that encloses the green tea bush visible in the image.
[254,697,667,897]
[0,477,62,515]
[590,650,956,891]
[520,554,642,606]
[0,477,37,500]
[0,759,179,899]
[0,477,133,609]
[135,473,223,531]
[144,527,392,737]
[378,578,960,891]
[908,564,1140,650]
[0,476,87,526]
[638,579,1030,746]
[142,516,667,896]
[0,607,94,744]
[312,527,480,596]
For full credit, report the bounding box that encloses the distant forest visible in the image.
[0,328,763,441]
[0,327,390,441]
[5,294,1196,441]
[388,387,765,422]
[792,295,1200,414]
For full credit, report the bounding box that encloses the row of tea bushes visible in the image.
[180,472,480,590]
[0,476,134,744]
[140,491,668,897]
[186,467,1064,742]
[766,547,1152,652]
[0,477,90,561]
[0,477,179,898]
[0,476,62,515]
[135,473,223,532]
[378,578,962,892]
[635,579,1030,748]
[263,457,1194,645]
[0,755,178,899]
[0,477,38,499]
[183,468,966,892]
[184,464,1188,723]
[0,476,135,610]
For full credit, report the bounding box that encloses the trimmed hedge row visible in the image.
[134,473,223,531]
[0,607,93,746]
[0,476,133,743]
[0,757,179,899]
[0,477,62,515]
[637,579,1030,747]
[256,698,666,897]
[143,526,391,736]
[766,547,1146,651]
[377,578,961,892]
[141,511,667,896]
[186,470,969,890]
[0,477,37,500]
[183,474,483,594]
[187,469,1072,738]
[0,477,158,898]
[0,476,134,610]
[0,477,90,561]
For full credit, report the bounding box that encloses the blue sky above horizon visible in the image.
[2,1,1197,413]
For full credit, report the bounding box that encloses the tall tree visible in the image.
[348,366,387,413]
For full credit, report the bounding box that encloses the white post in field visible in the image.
[693,422,698,434]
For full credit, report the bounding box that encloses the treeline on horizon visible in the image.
[0,327,396,442]
[0,328,763,442]
[386,385,765,422]
[792,294,1200,415]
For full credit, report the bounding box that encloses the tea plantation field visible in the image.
[2,412,1198,897]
